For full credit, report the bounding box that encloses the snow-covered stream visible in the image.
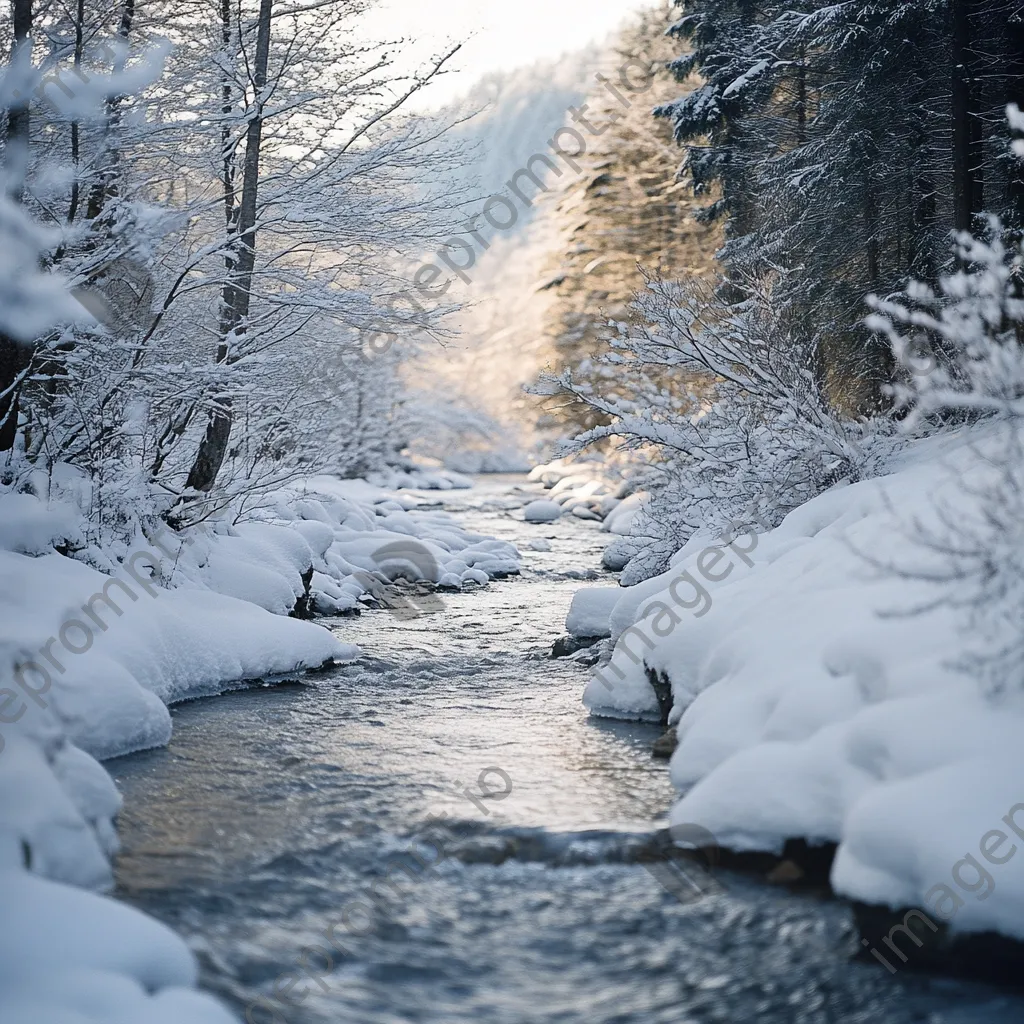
[109,477,1023,1024]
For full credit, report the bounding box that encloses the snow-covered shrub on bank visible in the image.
[394,388,532,476]
[868,218,1024,426]
[867,180,1024,693]
[538,273,894,582]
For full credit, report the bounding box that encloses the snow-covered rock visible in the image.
[524,499,563,523]
[565,586,620,638]
[601,491,647,536]
[526,457,632,521]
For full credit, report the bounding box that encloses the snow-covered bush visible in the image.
[867,141,1024,694]
[869,218,1024,426]
[393,385,529,474]
[538,272,893,581]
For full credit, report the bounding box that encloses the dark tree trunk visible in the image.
[1,0,34,452]
[5,0,32,203]
[85,0,135,222]
[185,0,273,493]
[65,0,86,226]
[951,0,983,233]
[1004,7,1024,230]
[909,61,938,282]
[0,338,30,453]
[860,138,893,412]
[795,44,807,147]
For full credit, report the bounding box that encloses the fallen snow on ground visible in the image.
[579,425,1024,941]
[0,469,521,1022]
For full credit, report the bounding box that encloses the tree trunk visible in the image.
[185,0,273,493]
[795,44,807,147]
[910,64,938,282]
[1,0,34,453]
[85,0,135,222]
[66,0,86,226]
[951,0,983,233]
[1004,10,1024,230]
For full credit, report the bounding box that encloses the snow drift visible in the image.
[577,426,1024,942]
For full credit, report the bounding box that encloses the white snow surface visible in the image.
[582,426,1024,941]
[565,586,620,638]
[0,471,521,1021]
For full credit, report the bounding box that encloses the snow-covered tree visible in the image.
[537,271,892,581]
[659,0,1024,412]
[2,0,466,541]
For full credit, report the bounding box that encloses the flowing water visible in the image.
[111,476,1024,1024]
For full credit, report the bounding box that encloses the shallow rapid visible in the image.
[111,476,1024,1024]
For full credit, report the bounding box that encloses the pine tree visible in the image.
[659,0,1024,411]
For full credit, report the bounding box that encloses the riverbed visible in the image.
[110,476,1024,1024]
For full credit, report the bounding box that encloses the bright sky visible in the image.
[359,0,659,109]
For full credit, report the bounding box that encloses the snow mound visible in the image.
[565,587,620,638]
[524,499,563,523]
[601,491,647,536]
[528,458,624,519]
[0,491,82,555]
[0,869,237,1023]
[580,427,1024,942]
